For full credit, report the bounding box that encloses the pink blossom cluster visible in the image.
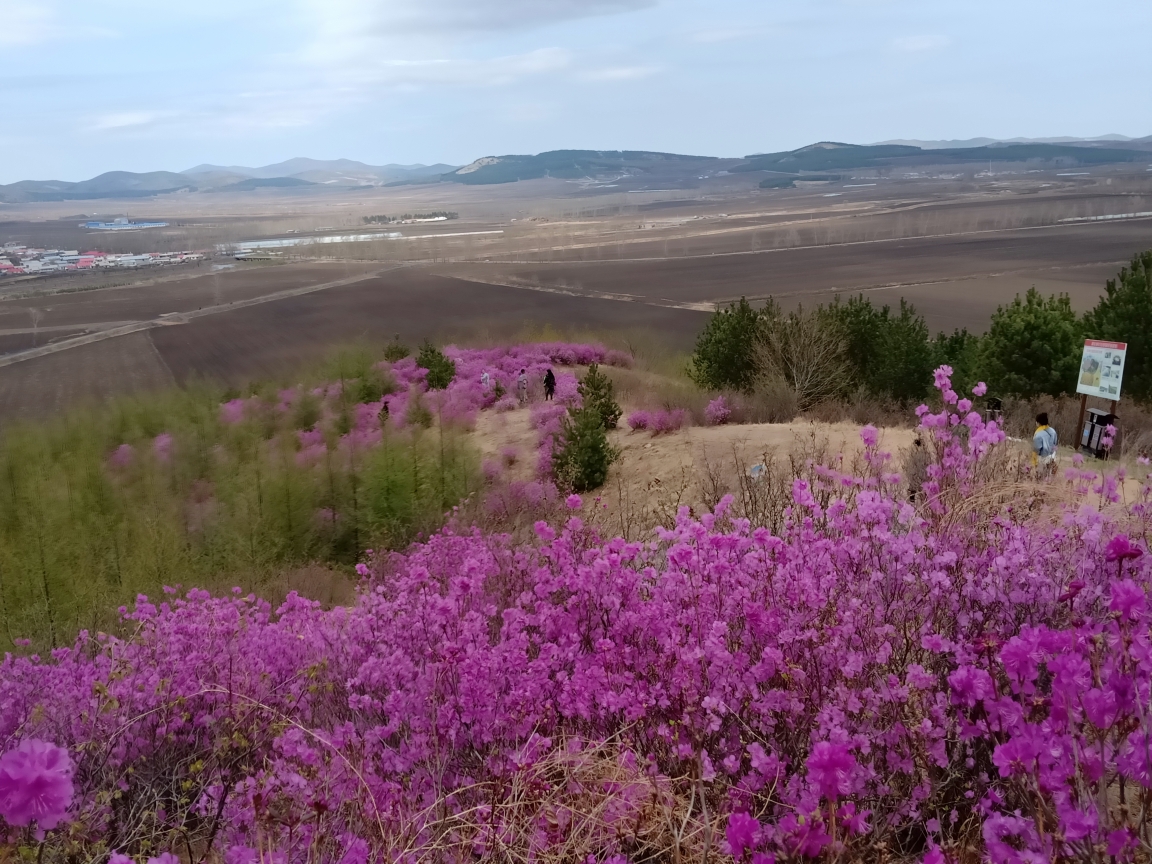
[8,368,1152,862]
[0,739,73,839]
[705,395,732,426]
[627,408,688,434]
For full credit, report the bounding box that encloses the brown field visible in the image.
[0,165,1150,420]
[0,331,175,424]
[439,218,1152,332]
[148,269,707,385]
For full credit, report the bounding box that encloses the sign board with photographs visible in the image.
[1076,339,1127,400]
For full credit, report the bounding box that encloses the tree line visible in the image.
[689,249,1152,405]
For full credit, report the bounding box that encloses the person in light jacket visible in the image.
[1033,412,1058,475]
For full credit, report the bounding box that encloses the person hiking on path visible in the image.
[1033,412,1058,476]
[517,368,528,405]
[905,436,931,503]
[543,368,556,401]
[481,370,490,390]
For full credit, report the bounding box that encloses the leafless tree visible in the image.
[754,304,852,409]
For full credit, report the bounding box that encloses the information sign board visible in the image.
[1076,339,1127,400]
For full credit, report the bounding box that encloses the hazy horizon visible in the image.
[2,0,1150,185]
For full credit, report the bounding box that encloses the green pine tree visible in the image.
[415,340,456,390]
[979,288,1082,398]
[824,295,933,402]
[552,406,619,493]
[577,364,622,429]
[688,297,764,393]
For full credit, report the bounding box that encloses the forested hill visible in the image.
[735,141,1151,174]
[442,150,721,185]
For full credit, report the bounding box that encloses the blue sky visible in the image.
[1,0,1149,182]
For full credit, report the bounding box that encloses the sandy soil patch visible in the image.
[473,407,918,518]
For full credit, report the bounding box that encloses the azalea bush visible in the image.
[705,395,733,426]
[3,367,1152,863]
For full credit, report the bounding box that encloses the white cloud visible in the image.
[891,34,950,53]
[689,27,765,43]
[0,0,55,45]
[305,45,574,90]
[89,111,167,131]
[77,44,575,141]
[341,0,658,35]
[580,65,659,82]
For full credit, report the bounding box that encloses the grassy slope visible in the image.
[0,347,478,648]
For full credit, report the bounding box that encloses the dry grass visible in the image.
[401,737,716,864]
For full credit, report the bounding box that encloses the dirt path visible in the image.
[473,409,918,512]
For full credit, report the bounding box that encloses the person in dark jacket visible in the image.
[543,368,556,401]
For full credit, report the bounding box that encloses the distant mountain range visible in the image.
[182,158,457,188]
[0,171,196,204]
[875,134,1152,150]
[2,138,1149,202]
[0,160,457,203]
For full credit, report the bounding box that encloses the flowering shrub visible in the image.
[108,443,135,468]
[626,409,688,435]
[627,410,652,431]
[705,395,732,426]
[651,407,688,433]
[5,367,1152,862]
[151,433,173,463]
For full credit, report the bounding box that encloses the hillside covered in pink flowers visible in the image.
[0,357,1150,864]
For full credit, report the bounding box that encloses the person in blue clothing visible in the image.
[1033,412,1058,475]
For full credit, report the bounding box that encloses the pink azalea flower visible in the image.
[1109,579,1147,622]
[0,740,74,834]
[726,811,760,859]
[1058,579,1085,603]
[806,741,856,800]
[1105,536,1143,563]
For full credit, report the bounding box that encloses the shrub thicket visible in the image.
[688,249,1152,404]
[932,327,983,395]
[692,295,940,405]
